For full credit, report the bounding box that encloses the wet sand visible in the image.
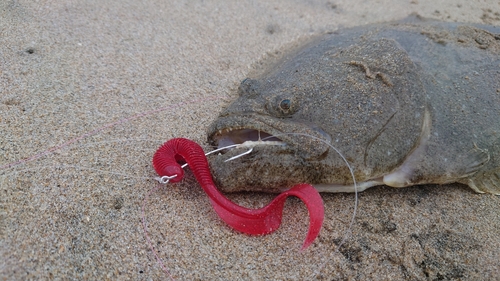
[1,0,499,280]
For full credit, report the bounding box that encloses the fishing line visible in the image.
[142,143,249,280]
[264,132,358,279]
[0,96,221,279]
[142,132,358,279]
[0,96,220,173]
[2,97,359,279]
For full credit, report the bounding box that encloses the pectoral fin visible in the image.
[460,144,490,176]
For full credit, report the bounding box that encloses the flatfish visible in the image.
[208,16,500,195]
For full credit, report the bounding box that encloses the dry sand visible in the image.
[1,0,499,280]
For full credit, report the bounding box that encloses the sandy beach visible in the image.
[1,0,499,280]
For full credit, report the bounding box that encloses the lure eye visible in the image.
[279,99,291,111]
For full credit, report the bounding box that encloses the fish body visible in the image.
[207,16,500,195]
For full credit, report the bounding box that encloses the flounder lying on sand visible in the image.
[207,16,500,195]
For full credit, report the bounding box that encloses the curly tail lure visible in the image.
[152,138,324,250]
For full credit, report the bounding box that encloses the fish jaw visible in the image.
[207,113,332,160]
[206,112,337,193]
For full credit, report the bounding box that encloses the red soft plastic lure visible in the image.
[152,138,324,250]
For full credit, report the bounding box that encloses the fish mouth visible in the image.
[207,114,331,159]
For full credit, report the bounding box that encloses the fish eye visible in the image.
[279,99,291,111]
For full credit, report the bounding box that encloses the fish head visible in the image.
[210,77,333,160]
[208,36,427,193]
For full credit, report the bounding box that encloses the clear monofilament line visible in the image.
[260,132,358,280]
[0,96,221,174]
[217,133,358,251]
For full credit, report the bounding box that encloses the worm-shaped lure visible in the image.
[152,138,324,250]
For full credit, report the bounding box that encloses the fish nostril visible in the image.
[238,78,259,97]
